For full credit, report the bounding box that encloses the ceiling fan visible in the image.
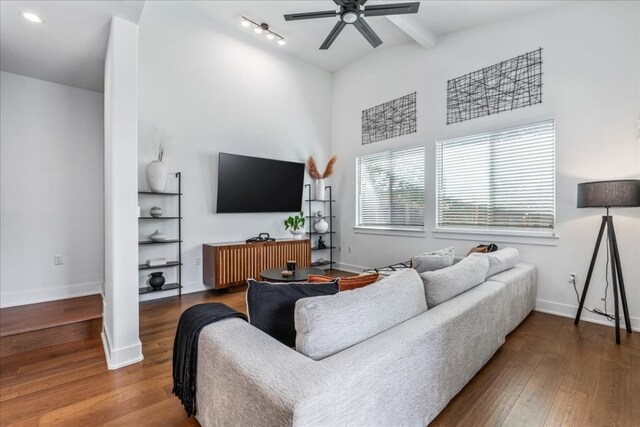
[284,0,420,50]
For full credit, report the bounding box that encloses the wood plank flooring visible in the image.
[0,295,101,337]
[1,282,637,426]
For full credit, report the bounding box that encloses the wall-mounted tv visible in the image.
[216,153,305,213]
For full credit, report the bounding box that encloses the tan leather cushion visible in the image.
[307,272,380,291]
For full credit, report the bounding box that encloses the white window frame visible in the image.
[434,119,557,245]
[354,145,426,234]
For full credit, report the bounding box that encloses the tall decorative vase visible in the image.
[314,179,325,201]
[146,160,167,192]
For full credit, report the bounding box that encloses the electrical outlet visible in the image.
[195,257,201,266]
[54,254,63,265]
[568,273,576,285]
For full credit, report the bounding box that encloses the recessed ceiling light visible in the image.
[21,11,43,24]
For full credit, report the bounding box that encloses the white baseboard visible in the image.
[334,262,368,273]
[535,298,640,332]
[101,325,144,370]
[0,281,103,308]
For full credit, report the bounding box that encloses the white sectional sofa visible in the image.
[195,251,536,427]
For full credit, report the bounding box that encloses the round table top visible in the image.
[260,266,325,282]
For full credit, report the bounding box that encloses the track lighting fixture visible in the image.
[241,16,286,46]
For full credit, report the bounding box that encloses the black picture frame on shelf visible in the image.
[138,172,183,296]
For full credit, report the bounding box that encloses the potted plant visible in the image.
[284,212,306,240]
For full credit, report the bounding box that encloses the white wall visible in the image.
[102,17,142,369]
[0,71,104,307]
[137,2,333,299]
[331,2,640,329]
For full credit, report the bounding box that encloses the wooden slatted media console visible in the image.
[203,239,311,290]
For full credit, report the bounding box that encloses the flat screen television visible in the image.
[216,153,305,213]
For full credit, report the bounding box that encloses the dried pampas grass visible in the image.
[307,155,337,179]
[307,157,321,179]
[322,155,337,178]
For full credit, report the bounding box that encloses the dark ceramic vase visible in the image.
[148,272,165,290]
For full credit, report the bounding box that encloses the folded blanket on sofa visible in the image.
[172,303,247,416]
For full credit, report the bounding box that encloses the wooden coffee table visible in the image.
[260,266,325,283]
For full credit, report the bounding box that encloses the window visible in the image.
[356,146,425,229]
[436,120,555,231]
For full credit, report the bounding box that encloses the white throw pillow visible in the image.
[486,248,519,278]
[420,253,489,308]
[411,247,455,273]
[295,269,427,361]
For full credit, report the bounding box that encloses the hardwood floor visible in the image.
[1,283,637,426]
[0,295,101,337]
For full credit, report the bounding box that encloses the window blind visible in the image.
[356,146,425,227]
[436,120,555,229]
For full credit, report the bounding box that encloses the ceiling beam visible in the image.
[386,15,436,49]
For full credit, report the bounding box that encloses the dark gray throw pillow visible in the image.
[246,279,339,347]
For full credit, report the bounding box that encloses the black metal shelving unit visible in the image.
[138,172,182,296]
[304,184,335,270]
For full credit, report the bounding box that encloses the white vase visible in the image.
[146,160,167,192]
[314,218,329,233]
[314,179,325,201]
[149,229,166,242]
[290,228,305,240]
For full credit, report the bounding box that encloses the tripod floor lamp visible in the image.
[574,179,640,344]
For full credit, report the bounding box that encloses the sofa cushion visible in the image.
[486,248,519,278]
[295,269,427,360]
[420,253,489,308]
[307,272,380,291]
[411,247,455,273]
[246,279,339,347]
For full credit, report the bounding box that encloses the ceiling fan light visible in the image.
[241,19,251,28]
[266,33,275,40]
[254,27,263,33]
[278,39,286,46]
[341,11,359,24]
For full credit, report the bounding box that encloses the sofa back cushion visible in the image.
[246,279,339,347]
[420,253,489,308]
[411,247,455,273]
[295,269,427,360]
[486,248,519,278]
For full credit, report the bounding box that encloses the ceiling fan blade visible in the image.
[333,0,347,5]
[320,21,347,50]
[357,0,369,5]
[353,18,382,48]
[284,10,338,21]
[363,2,420,17]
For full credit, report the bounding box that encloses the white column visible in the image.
[102,17,142,369]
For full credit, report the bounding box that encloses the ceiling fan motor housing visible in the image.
[284,1,420,49]
[340,4,360,24]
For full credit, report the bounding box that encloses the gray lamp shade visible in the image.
[577,180,640,208]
